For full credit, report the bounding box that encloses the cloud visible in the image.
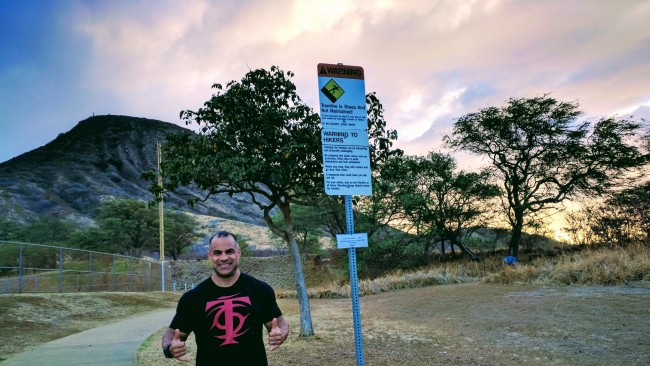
[1,0,649,163]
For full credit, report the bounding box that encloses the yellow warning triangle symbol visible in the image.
[319,67,327,75]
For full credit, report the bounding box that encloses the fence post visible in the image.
[89,252,93,291]
[161,261,166,292]
[130,257,133,291]
[59,247,63,292]
[112,254,116,291]
[19,242,23,294]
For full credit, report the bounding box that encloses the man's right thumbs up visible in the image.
[171,329,191,362]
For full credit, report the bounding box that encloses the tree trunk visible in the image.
[451,238,481,261]
[286,234,314,337]
[509,210,524,258]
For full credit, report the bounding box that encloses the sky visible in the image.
[1,0,649,167]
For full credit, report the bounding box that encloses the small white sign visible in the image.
[336,233,368,249]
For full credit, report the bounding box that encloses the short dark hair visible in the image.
[209,231,238,247]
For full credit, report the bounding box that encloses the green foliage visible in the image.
[0,219,22,241]
[379,151,500,260]
[0,217,81,246]
[608,182,650,245]
[445,95,647,257]
[90,198,159,256]
[162,210,201,260]
[22,217,80,246]
[347,232,425,278]
[271,205,326,255]
[160,66,323,208]
[68,198,200,258]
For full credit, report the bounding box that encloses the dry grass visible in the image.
[272,245,650,299]
[138,283,650,366]
[483,245,650,285]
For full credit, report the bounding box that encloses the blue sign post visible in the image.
[318,63,369,366]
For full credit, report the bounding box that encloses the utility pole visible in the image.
[158,141,166,291]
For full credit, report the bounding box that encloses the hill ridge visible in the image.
[0,114,264,225]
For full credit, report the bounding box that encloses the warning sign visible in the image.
[317,63,367,130]
[318,63,372,196]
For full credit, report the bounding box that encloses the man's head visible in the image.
[208,231,241,280]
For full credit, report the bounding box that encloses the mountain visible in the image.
[0,115,265,225]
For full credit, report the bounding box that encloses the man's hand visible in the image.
[170,329,191,362]
[268,318,282,351]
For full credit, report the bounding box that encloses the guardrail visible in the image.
[0,240,171,294]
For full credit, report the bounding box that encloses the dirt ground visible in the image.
[138,282,649,366]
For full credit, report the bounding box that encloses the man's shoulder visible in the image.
[179,277,213,297]
[239,272,273,289]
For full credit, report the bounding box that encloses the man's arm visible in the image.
[265,316,289,351]
[161,328,191,362]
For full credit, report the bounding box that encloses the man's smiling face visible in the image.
[208,234,241,279]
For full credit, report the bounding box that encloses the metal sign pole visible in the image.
[345,195,365,366]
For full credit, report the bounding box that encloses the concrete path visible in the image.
[2,309,175,366]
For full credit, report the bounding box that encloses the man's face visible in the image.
[208,235,241,279]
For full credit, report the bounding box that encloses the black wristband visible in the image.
[163,344,173,359]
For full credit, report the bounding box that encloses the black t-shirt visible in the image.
[170,272,282,366]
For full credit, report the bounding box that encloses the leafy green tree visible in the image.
[74,199,200,258]
[381,151,500,260]
[0,218,23,241]
[162,210,201,260]
[271,205,324,255]
[150,67,399,336]
[20,217,79,246]
[446,95,647,257]
[90,199,159,256]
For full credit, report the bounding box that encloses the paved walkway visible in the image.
[2,309,175,366]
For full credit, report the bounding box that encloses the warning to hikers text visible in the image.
[321,129,372,196]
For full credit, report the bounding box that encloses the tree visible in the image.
[161,210,201,260]
[589,182,650,246]
[20,217,79,246]
[93,199,159,256]
[271,205,324,255]
[151,67,399,337]
[72,199,199,258]
[446,95,647,257]
[0,219,24,241]
[563,201,601,245]
[380,151,500,261]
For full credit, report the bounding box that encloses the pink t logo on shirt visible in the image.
[206,294,252,345]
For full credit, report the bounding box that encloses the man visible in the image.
[162,231,289,365]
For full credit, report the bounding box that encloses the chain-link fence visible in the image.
[0,240,172,294]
